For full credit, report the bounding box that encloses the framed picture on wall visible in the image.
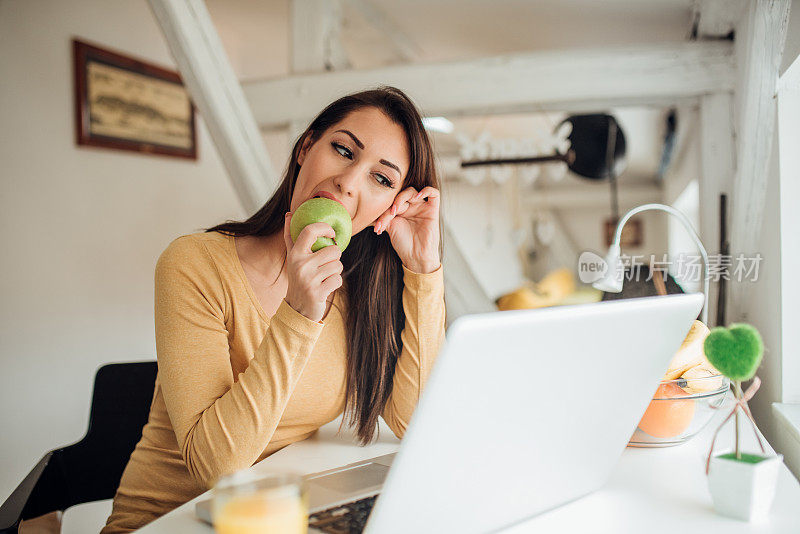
[73,38,197,159]
[605,217,643,248]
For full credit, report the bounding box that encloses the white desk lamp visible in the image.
[592,203,709,324]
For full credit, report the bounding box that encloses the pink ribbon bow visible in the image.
[705,376,765,475]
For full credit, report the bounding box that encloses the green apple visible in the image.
[290,197,353,252]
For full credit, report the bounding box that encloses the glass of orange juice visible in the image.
[212,471,308,534]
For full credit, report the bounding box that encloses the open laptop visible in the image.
[197,292,704,533]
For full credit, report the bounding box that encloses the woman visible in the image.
[101,86,446,533]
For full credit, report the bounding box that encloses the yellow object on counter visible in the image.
[681,364,724,393]
[537,268,576,303]
[664,320,711,380]
[214,489,308,534]
[496,286,553,310]
[662,320,722,392]
[496,268,577,311]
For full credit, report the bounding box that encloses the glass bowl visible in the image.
[628,374,730,448]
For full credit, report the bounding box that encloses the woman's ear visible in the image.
[297,133,313,166]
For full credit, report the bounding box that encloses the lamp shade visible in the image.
[592,244,623,293]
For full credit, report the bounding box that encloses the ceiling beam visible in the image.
[524,210,581,283]
[243,41,735,128]
[148,0,276,213]
[699,91,736,326]
[290,0,350,139]
[291,0,350,73]
[728,0,791,322]
[440,224,498,325]
[693,0,746,39]
[698,93,735,252]
[344,0,422,62]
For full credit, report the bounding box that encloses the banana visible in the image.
[660,319,723,393]
[663,320,711,380]
[496,286,554,310]
[680,364,724,393]
[496,269,577,311]
[536,268,575,303]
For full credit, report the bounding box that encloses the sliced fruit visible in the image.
[663,320,711,380]
[638,383,696,438]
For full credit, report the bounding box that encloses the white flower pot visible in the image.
[706,450,783,521]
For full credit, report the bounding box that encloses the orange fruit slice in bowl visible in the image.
[637,383,696,438]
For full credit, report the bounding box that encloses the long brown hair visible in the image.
[206,86,441,443]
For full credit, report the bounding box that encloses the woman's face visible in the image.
[292,107,411,235]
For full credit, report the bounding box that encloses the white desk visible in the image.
[140,397,800,533]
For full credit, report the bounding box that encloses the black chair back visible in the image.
[0,361,157,533]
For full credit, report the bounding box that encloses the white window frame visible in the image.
[778,54,800,404]
[774,51,800,480]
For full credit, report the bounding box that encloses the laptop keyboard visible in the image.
[308,495,377,533]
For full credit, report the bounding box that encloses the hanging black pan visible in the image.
[460,113,627,181]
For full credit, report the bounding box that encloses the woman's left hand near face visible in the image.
[373,186,441,274]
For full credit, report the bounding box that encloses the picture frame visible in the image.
[73,38,197,160]
[605,217,643,248]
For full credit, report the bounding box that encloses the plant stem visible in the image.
[734,381,742,460]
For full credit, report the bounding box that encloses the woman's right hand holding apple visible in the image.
[282,212,344,323]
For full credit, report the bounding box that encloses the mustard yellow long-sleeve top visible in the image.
[101,231,446,533]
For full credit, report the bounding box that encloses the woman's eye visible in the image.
[332,142,352,159]
[374,173,394,188]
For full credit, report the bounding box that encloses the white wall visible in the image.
[0,0,246,499]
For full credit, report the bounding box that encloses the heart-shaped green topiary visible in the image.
[703,323,764,381]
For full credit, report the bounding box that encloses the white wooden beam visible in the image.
[693,0,746,38]
[147,0,275,213]
[440,224,497,326]
[525,210,581,283]
[699,91,736,326]
[699,92,735,250]
[728,0,791,322]
[522,183,663,211]
[244,42,735,128]
[344,0,422,62]
[290,0,350,143]
[292,0,350,73]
